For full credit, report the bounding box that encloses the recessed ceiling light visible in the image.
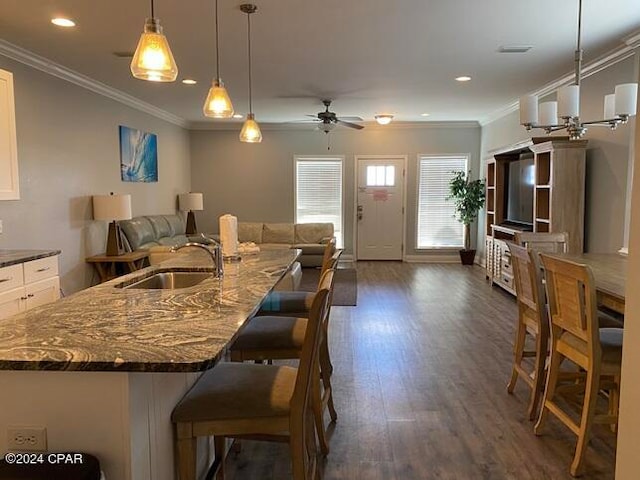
[233,114,244,119]
[51,17,76,27]
[455,76,472,82]
[420,113,430,117]
[374,114,394,125]
[182,79,197,85]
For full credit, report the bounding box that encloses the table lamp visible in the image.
[93,193,132,256]
[179,192,204,234]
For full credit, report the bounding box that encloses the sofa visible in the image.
[118,215,213,263]
[238,222,334,267]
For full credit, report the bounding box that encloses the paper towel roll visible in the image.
[219,214,238,257]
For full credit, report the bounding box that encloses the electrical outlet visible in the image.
[7,427,47,452]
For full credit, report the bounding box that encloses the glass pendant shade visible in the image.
[130,18,178,82]
[203,80,234,118]
[239,113,262,143]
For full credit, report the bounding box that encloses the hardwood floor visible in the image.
[224,262,616,479]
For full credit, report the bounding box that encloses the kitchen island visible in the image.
[0,248,299,480]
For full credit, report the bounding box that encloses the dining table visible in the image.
[550,252,627,315]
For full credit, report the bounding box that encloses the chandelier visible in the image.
[519,0,638,140]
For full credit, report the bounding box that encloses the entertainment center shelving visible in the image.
[485,137,587,295]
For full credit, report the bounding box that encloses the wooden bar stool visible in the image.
[506,243,549,420]
[171,271,333,480]
[535,254,622,477]
[515,231,569,254]
[229,266,339,456]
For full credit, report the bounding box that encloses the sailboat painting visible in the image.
[119,126,158,182]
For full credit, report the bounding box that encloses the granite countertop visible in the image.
[0,249,299,372]
[0,249,61,268]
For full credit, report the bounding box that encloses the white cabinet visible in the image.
[0,256,60,319]
[0,69,19,200]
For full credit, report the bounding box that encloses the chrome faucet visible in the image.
[170,242,223,277]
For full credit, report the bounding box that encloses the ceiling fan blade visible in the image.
[305,114,319,119]
[337,116,364,122]
[336,119,364,130]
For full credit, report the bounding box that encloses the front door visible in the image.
[356,156,405,260]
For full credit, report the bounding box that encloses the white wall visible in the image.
[190,123,481,257]
[478,55,637,257]
[0,56,191,294]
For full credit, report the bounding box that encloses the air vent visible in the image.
[112,51,134,58]
[498,45,533,53]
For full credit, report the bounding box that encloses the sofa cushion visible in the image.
[263,223,294,244]
[146,215,172,239]
[164,215,186,236]
[294,223,334,244]
[120,217,157,251]
[238,222,263,243]
[292,243,327,255]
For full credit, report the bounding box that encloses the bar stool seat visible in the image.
[172,363,296,424]
[231,316,307,357]
[258,292,314,317]
[559,327,623,370]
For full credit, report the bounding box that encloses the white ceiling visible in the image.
[0,0,638,125]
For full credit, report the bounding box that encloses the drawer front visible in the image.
[501,272,514,290]
[0,264,24,294]
[24,256,59,284]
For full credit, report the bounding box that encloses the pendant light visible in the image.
[203,0,234,118]
[239,4,262,143]
[130,0,178,82]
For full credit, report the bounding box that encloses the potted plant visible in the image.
[448,171,486,265]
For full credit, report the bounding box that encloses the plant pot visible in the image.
[459,249,476,265]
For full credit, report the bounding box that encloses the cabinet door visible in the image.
[25,277,60,310]
[0,263,23,294]
[0,69,19,200]
[0,287,26,319]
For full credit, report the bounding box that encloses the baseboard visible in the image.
[404,254,461,264]
[340,254,354,262]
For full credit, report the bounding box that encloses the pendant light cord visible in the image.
[247,11,253,114]
[150,0,155,18]
[215,0,220,80]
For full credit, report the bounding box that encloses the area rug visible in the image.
[299,268,358,306]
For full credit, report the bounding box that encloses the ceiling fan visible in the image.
[300,100,365,133]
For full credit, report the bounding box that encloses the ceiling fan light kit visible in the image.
[203,0,235,118]
[130,0,178,82]
[239,4,262,143]
[375,114,394,125]
[519,0,637,140]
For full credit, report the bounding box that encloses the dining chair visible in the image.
[535,254,622,477]
[258,238,337,316]
[171,270,333,480]
[506,243,549,420]
[229,264,339,455]
[515,231,569,254]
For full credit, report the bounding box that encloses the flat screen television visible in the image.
[504,155,535,228]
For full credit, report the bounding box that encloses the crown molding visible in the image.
[480,31,640,127]
[189,120,480,131]
[0,39,189,128]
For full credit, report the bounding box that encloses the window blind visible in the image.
[417,155,467,248]
[295,158,343,247]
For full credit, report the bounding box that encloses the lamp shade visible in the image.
[614,83,638,116]
[130,18,178,82]
[604,94,616,119]
[239,113,263,143]
[558,85,580,118]
[203,80,234,118]
[179,193,204,211]
[519,95,538,125]
[93,194,132,221]
[539,101,559,126]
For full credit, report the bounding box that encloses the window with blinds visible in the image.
[417,155,468,248]
[295,156,344,247]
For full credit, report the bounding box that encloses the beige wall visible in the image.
[479,55,637,257]
[0,57,191,294]
[189,124,481,257]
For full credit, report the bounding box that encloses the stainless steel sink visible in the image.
[120,271,212,290]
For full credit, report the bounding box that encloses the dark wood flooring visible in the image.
[225,262,617,479]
